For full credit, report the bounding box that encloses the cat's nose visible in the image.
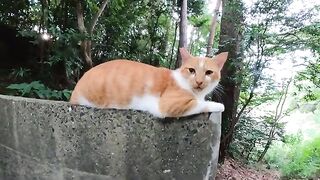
[196,81,203,86]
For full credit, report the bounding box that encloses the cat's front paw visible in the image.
[215,103,225,112]
[207,102,225,112]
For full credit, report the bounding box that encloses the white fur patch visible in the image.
[199,57,205,68]
[183,100,224,116]
[127,94,163,118]
[172,70,192,92]
[198,80,219,100]
[77,95,96,107]
[172,69,219,100]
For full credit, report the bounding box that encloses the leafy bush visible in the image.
[229,113,285,164]
[10,68,31,80]
[19,27,84,83]
[47,27,84,79]
[7,81,71,101]
[265,134,320,179]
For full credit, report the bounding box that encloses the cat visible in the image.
[70,48,228,118]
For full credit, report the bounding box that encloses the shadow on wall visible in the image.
[0,95,221,180]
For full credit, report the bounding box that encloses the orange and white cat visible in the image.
[70,48,228,118]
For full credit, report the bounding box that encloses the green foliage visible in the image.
[294,61,320,101]
[230,112,286,163]
[47,27,83,78]
[282,132,303,145]
[96,0,174,66]
[173,0,205,17]
[0,0,319,174]
[188,14,212,56]
[229,0,319,166]
[10,68,31,80]
[7,81,71,101]
[0,0,31,28]
[266,135,320,179]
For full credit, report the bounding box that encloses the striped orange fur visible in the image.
[70,48,228,118]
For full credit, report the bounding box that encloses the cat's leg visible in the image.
[159,94,224,117]
[182,100,224,117]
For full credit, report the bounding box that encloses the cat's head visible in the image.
[178,48,228,96]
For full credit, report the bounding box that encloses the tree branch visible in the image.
[206,0,222,57]
[75,0,87,34]
[89,0,109,34]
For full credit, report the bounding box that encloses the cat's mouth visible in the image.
[194,86,204,91]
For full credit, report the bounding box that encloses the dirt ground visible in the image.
[215,158,281,180]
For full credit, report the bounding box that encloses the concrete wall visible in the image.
[0,95,221,180]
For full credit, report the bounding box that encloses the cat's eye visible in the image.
[205,70,213,75]
[188,68,196,74]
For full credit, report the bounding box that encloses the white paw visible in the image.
[208,102,225,112]
[215,103,225,112]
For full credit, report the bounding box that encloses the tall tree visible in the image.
[217,0,245,162]
[206,0,222,57]
[257,79,292,162]
[176,0,188,68]
[75,0,109,69]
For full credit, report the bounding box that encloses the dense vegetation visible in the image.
[0,0,319,178]
[266,133,320,179]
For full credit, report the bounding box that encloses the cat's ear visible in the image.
[180,48,191,63]
[214,52,228,70]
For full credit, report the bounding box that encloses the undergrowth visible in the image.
[6,81,71,101]
[265,133,320,179]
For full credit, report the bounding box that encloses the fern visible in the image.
[7,81,71,101]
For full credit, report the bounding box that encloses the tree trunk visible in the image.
[188,26,196,54]
[89,0,109,34]
[257,134,273,162]
[206,0,222,57]
[176,0,188,68]
[75,0,92,69]
[217,0,245,162]
[169,22,179,69]
[257,79,291,162]
[75,0,109,69]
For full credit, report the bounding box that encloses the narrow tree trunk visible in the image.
[62,1,68,31]
[176,0,188,68]
[40,0,49,30]
[206,0,222,57]
[89,0,109,34]
[257,79,291,162]
[217,0,245,162]
[169,22,179,69]
[257,135,272,162]
[75,0,92,68]
[75,0,109,69]
[188,26,196,54]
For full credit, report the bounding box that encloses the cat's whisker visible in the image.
[214,84,225,95]
[216,84,225,91]
[211,89,224,102]
[214,87,224,93]
[215,88,223,95]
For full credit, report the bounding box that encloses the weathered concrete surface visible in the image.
[0,95,221,180]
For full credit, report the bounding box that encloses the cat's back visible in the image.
[94,59,157,71]
[85,59,167,82]
[70,60,172,107]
